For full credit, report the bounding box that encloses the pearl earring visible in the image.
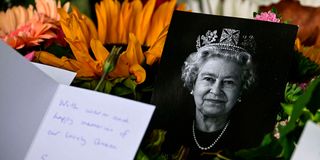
[237,97,242,102]
[190,90,193,95]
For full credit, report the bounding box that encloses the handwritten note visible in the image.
[25,85,155,160]
[0,41,154,160]
[291,121,320,160]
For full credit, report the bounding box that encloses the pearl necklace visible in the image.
[192,120,230,151]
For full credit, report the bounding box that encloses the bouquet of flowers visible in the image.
[1,0,185,101]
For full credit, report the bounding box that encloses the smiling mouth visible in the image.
[204,99,226,104]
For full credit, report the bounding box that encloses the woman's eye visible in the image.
[223,80,235,85]
[203,77,215,82]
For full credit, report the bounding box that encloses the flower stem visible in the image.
[94,46,122,91]
[95,70,108,91]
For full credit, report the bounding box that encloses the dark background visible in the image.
[149,10,298,148]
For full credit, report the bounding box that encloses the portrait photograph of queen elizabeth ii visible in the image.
[147,11,298,159]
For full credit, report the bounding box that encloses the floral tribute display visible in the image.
[1,0,320,159]
[1,0,184,101]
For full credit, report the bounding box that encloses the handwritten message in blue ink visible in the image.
[25,85,154,160]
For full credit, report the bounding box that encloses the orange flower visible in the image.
[295,38,320,65]
[36,7,147,84]
[0,0,69,49]
[35,8,103,78]
[35,0,185,86]
[95,0,184,65]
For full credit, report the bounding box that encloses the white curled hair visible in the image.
[181,45,255,92]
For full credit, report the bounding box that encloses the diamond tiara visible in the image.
[196,28,256,54]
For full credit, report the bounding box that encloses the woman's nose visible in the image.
[209,80,222,95]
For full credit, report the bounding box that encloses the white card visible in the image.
[25,85,154,160]
[291,121,320,160]
[33,62,76,85]
[0,41,155,160]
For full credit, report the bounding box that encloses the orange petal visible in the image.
[135,0,155,44]
[76,64,97,77]
[77,17,90,46]
[57,8,69,22]
[65,38,91,63]
[128,0,143,37]
[145,0,170,46]
[295,38,302,52]
[59,8,87,44]
[126,33,144,65]
[95,3,107,44]
[176,3,187,11]
[129,63,146,84]
[34,51,80,71]
[90,39,109,64]
[119,0,130,43]
[84,14,98,40]
[109,51,130,78]
[104,0,120,43]
[164,0,177,26]
[145,26,168,65]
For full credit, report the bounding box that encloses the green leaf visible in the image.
[96,80,106,92]
[299,109,313,124]
[279,136,295,160]
[284,83,303,103]
[104,80,113,93]
[235,139,282,159]
[280,77,320,136]
[307,81,320,114]
[135,150,150,160]
[294,51,320,80]
[283,20,289,24]
[90,80,99,90]
[78,81,92,90]
[281,103,294,116]
[253,10,261,18]
[278,77,320,159]
[112,77,126,85]
[261,133,274,146]
[123,78,137,93]
[313,111,320,122]
[145,129,167,150]
[113,85,133,96]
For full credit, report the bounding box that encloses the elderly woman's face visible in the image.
[193,57,242,118]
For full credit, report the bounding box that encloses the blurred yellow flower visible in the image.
[0,0,69,49]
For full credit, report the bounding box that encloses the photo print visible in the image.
[146,10,298,159]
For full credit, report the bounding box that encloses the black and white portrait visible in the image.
[148,11,297,159]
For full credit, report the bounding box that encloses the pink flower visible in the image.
[254,11,280,23]
[299,82,308,90]
[24,51,35,61]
